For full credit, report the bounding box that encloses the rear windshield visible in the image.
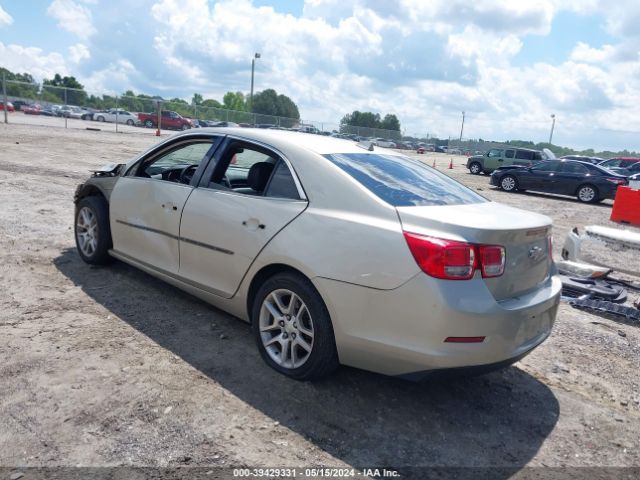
[324,153,487,207]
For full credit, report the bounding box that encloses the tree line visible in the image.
[340,110,401,133]
[0,67,300,120]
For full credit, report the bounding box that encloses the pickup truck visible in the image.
[137,110,192,130]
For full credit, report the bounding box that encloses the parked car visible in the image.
[0,101,15,112]
[560,155,603,165]
[22,104,42,115]
[490,159,628,203]
[373,138,396,148]
[598,157,640,177]
[467,147,544,174]
[39,105,57,116]
[66,106,92,120]
[94,109,138,125]
[11,100,30,111]
[73,128,560,380]
[137,110,191,130]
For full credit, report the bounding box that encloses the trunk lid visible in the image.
[397,202,553,301]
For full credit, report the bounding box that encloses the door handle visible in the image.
[242,219,265,230]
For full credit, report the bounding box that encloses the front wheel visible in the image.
[252,272,339,380]
[126,119,134,126]
[500,175,518,192]
[96,116,105,122]
[144,119,154,128]
[469,162,482,175]
[577,184,599,203]
[181,124,189,130]
[75,196,113,265]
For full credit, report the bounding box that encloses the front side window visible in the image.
[531,161,560,172]
[505,150,515,158]
[136,141,213,181]
[602,159,621,168]
[487,149,503,158]
[324,153,486,207]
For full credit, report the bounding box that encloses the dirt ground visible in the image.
[1,122,639,476]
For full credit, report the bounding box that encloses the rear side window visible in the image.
[515,150,533,160]
[264,161,300,200]
[324,153,486,207]
[560,162,588,174]
[505,150,515,158]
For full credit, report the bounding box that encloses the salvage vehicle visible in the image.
[73,129,561,380]
[137,110,192,130]
[94,109,138,125]
[490,159,628,203]
[467,147,544,174]
[598,157,640,177]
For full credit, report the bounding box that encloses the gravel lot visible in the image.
[1,122,639,476]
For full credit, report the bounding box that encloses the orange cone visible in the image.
[155,128,161,136]
[432,159,436,168]
[448,159,453,169]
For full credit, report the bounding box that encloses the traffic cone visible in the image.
[448,159,453,169]
[432,159,436,168]
[155,128,161,136]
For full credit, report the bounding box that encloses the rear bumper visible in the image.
[314,274,561,377]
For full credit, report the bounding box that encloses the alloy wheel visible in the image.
[76,206,98,257]
[259,289,314,369]
[501,176,516,191]
[578,186,596,202]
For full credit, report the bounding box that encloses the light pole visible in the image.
[249,52,261,112]
[459,111,465,142]
[549,114,556,144]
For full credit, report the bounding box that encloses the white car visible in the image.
[94,109,137,125]
[373,138,397,148]
[73,129,560,381]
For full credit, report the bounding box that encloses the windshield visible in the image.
[324,153,487,207]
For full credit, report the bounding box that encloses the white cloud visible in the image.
[47,0,96,39]
[0,4,13,26]
[68,43,90,63]
[0,42,69,79]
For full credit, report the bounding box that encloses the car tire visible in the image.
[469,162,482,175]
[74,196,113,265]
[144,120,154,128]
[126,119,134,126]
[181,124,189,130]
[576,184,599,203]
[500,175,518,192]
[97,116,105,122]
[252,272,339,381]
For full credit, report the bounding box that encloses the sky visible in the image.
[1,0,640,151]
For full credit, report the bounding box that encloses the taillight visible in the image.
[403,232,505,280]
[606,178,626,185]
[478,245,505,277]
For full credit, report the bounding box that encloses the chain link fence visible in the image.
[1,78,405,141]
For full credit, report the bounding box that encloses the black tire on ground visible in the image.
[181,124,189,130]
[144,119,154,128]
[469,162,482,175]
[97,116,105,122]
[576,184,600,203]
[126,119,134,125]
[251,272,339,381]
[74,195,113,265]
[500,174,518,192]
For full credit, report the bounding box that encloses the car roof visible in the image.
[605,157,640,161]
[175,127,405,156]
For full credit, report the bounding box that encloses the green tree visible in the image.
[251,89,300,119]
[0,67,39,99]
[201,98,222,108]
[380,114,401,131]
[43,73,86,105]
[223,91,247,111]
[192,93,203,106]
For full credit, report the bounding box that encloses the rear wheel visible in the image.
[577,184,599,203]
[144,119,154,128]
[469,162,482,175]
[74,196,113,265]
[252,272,339,380]
[500,175,518,192]
[96,115,105,122]
[126,119,134,126]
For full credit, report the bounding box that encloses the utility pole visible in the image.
[549,114,556,144]
[459,111,465,142]
[2,72,7,124]
[249,52,261,113]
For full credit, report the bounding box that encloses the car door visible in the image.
[522,161,560,191]
[485,149,503,171]
[110,136,219,273]
[503,149,515,166]
[179,138,308,298]
[554,161,590,195]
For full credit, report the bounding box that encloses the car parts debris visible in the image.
[569,298,640,323]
